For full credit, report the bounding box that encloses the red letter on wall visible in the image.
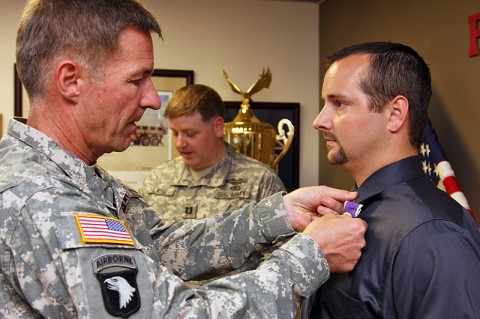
[469,13,480,57]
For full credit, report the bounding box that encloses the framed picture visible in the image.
[224,101,300,192]
[14,64,29,118]
[96,69,194,190]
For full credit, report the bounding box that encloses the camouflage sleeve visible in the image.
[256,168,287,201]
[1,182,329,318]
[152,192,297,280]
[152,234,330,318]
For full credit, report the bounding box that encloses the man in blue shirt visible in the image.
[302,41,480,318]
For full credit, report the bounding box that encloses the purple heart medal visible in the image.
[344,201,363,217]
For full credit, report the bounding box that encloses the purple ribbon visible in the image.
[344,201,363,217]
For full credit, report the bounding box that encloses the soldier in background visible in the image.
[0,0,367,318]
[143,84,287,287]
[142,84,286,222]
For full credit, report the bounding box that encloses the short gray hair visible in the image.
[16,0,162,99]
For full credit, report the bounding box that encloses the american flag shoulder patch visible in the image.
[75,214,135,246]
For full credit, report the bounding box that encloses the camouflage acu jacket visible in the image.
[0,119,329,318]
[142,143,286,221]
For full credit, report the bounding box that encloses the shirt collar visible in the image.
[355,156,425,204]
[176,142,234,187]
[9,118,92,185]
[8,119,127,212]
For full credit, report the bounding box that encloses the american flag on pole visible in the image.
[76,214,135,246]
[419,119,476,221]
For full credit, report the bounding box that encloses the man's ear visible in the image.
[387,95,409,133]
[213,115,225,137]
[55,61,83,103]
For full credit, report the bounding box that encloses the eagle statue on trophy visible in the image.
[221,67,294,169]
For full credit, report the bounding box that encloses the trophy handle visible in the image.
[272,119,295,169]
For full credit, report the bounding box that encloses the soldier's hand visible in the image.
[283,186,357,232]
[303,214,367,272]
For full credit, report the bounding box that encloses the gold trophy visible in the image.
[222,68,294,169]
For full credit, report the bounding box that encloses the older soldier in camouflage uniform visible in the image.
[142,84,286,221]
[0,0,367,318]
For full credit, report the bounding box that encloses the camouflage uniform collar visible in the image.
[94,165,128,214]
[9,119,91,184]
[8,119,126,214]
[175,142,234,187]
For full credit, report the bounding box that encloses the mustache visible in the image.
[322,132,337,141]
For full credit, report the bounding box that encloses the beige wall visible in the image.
[319,0,480,222]
[0,2,23,131]
[0,0,320,187]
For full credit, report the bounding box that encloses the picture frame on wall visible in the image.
[224,101,300,192]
